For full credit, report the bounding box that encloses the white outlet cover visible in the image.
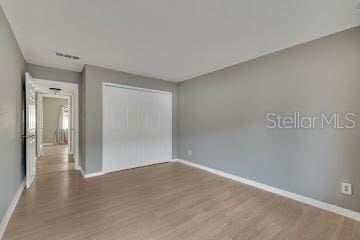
[341,182,352,195]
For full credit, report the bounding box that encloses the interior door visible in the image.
[25,73,37,188]
[103,85,172,172]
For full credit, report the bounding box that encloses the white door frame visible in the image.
[34,78,80,170]
[36,93,43,156]
[103,82,174,95]
[102,82,173,173]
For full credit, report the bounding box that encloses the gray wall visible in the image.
[0,6,25,222]
[42,97,68,143]
[178,26,360,212]
[26,63,81,84]
[82,65,178,174]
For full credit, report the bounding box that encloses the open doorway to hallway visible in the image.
[36,96,74,175]
[32,78,79,179]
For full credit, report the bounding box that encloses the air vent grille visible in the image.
[55,52,80,60]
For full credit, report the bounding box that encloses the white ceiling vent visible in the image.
[55,52,80,60]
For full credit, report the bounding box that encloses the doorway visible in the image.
[36,95,74,175]
[33,78,79,178]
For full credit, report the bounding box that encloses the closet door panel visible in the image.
[103,85,172,172]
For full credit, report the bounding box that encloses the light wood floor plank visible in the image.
[36,145,74,175]
[4,162,360,240]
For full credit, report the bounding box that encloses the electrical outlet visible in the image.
[188,149,192,156]
[341,182,352,195]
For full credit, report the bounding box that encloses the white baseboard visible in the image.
[79,167,105,178]
[84,171,105,178]
[173,159,360,222]
[42,143,54,146]
[0,179,25,239]
[75,165,81,171]
[79,166,85,177]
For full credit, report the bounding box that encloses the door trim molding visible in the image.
[102,82,173,95]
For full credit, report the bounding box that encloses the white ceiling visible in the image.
[1,0,360,82]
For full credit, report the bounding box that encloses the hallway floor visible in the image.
[36,145,75,175]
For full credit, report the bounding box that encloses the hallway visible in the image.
[36,145,75,175]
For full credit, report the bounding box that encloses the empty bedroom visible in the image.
[1,1,360,239]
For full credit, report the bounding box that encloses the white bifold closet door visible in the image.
[103,84,172,172]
